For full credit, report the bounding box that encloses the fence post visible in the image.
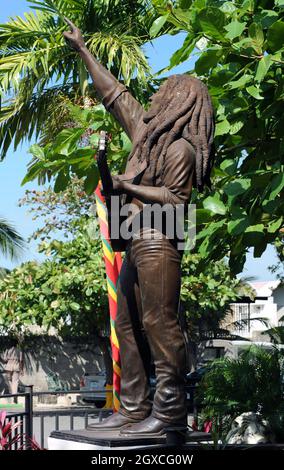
[25,385,33,440]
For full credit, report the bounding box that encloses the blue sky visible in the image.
[0,0,279,279]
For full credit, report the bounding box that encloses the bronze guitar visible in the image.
[96,130,148,252]
[96,131,127,252]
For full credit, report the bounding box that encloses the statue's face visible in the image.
[143,84,167,124]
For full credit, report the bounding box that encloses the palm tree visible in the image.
[262,325,284,344]
[0,218,24,264]
[0,0,158,159]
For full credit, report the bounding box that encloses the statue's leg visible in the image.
[89,245,152,430]
[121,237,187,436]
[116,246,152,419]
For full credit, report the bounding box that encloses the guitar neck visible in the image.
[97,132,113,195]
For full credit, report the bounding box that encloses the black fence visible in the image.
[1,385,198,449]
[1,388,113,449]
[1,385,33,450]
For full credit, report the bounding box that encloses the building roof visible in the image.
[249,281,281,297]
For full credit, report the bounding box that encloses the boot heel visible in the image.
[165,426,187,446]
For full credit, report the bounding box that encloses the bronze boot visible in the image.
[87,412,143,431]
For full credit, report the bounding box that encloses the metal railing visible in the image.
[1,388,112,449]
[1,385,33,450]
[32,389,112,448]
[1,385,197,449]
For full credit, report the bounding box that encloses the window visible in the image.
[233,304,250,332]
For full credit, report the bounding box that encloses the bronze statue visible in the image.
[63,19,215,437]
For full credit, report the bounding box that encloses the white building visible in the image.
[229,281,284,340]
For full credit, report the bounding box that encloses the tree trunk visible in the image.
[96,335,113,384]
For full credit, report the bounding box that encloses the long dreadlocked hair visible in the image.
[128,74,215,192]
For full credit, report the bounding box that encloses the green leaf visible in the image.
[230,121,244,135]
[229,253,246,275]
[255,55,272,82]
[224,20,246,40]
[150,15,168,37]
[167,33,197,70]
[269,173,284,200]
[78,58,88,97]
[267,217,283,233]
[29,144,45,161]
[254,10,278,29]
[228,74,252,89]
[203,195,227,215]
[220,159,237,176]
[84,166,99,195]
[54,128,84,156]
[220,2,237,14]
[89,134,100,147]
[70,302,80,311]
[215,119,230,136]
[267,20,284,53]
[91,104,106,120]
[54,170,70,193]
[254,240,267,258]
[195,48,222,74]
[248,23,264,54]
[196,209,212,224]
[228,217,250,235]
[246,85,264,100]
[196,8,226,41]
[245,223,264,233]
[179,0,192,7]
[120,132,132,154]
[224,179,251,196]
[21,162,42,185]
[243,224,265,248]
[242,0,254,13]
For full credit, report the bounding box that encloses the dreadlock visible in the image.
[128,74,215,192]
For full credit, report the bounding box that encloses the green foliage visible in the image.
[0,218,25,260]
[180,253,253,336]
[151,0,284,273]
[264,325,284,344]
[19,177,97,241]
[0,0,157,159]
[0,227,109,338]
[198,346,284,439]
[269,235,284,280]
[0,181,110,338]
[22,103,132,191]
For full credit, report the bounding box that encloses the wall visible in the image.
[0,336,104,393]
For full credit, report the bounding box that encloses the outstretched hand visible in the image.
[63,17,86,52]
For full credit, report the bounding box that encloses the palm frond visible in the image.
[262,326,284,345]
[0,0,158,159]
[0,81,81,160]
[0,267,10,279]
[0,219,25,260]
[229,316,270,331]
[87,32,151,86]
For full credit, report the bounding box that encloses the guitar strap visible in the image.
[118,159,148,208]
[118,159,148,182]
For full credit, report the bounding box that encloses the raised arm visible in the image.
[63,19,143,140]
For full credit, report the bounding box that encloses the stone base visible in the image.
[48,428,212,450]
